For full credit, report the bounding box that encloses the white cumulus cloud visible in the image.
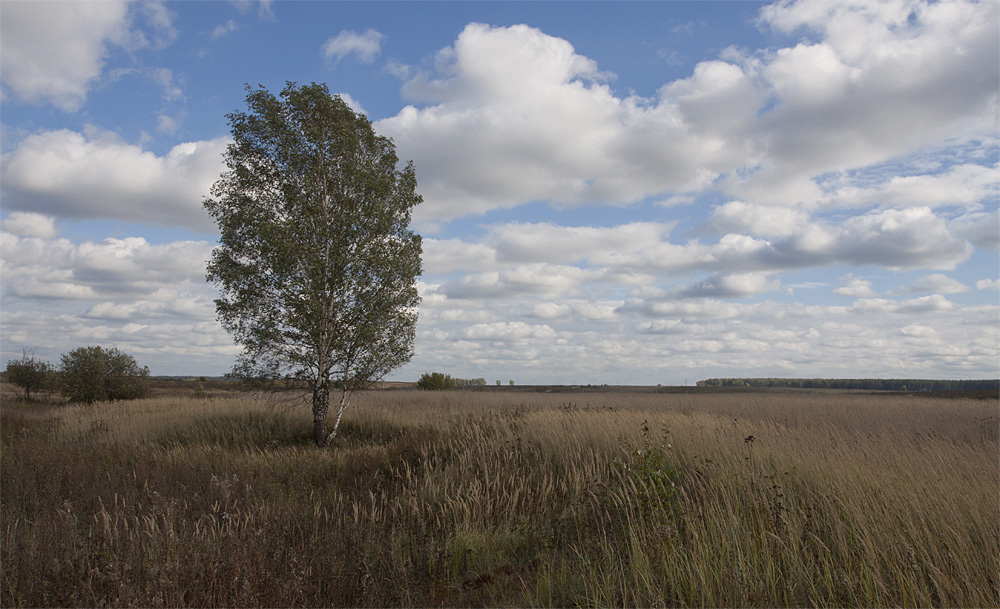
[461,321,557,342]
[1,212,58,239]
[0,0,177,111]
[704,201,808,237]
[835,277,876,298]
[376,4,998,226]
[0,0,130,110]
[904,273,970,295]
[322,29,385,63]
[378,23,739,222]
[678,272,780,299]
[1,128,228,232]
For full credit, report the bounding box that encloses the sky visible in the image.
[1,0,998,385]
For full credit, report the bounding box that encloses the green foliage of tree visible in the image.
[4,350,54,401]
[60,346,150,404]
[205,82,422,447]
[415,372,455,391]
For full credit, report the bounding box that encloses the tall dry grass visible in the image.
[2,387,997,607]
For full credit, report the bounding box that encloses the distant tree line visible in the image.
[696,378,999,391]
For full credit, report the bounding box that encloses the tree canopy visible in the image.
[416,372,456,391]
[4,350,53,401]
[205,82,422,446]
[60,346,149,404]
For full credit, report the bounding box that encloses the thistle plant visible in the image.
[614,420,677,517]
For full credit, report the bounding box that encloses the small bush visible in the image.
[416,372,456,390]
[613,420,677,517]
[60,346,150,404]
[4,351,54,401]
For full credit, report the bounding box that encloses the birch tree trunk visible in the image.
[324,387,353,446]
[312,382,331,446]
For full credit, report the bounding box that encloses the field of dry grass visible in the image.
[2,384,997,607]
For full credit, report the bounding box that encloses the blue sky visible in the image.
[1,0,998,384]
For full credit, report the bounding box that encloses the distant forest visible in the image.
[696,378,1000,391]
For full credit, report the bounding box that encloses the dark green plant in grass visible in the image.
[614,420,677,517]
[416,372,456,390]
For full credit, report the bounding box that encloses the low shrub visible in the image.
[60,346,149,404]
[416,372,456,390]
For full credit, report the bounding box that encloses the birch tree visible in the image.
[205,82,422,447]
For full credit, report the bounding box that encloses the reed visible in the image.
[2,387,997,607]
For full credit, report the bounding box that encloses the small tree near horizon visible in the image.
[4,349,53,401]
[60,346,150,404]
[416,372,455,391]
[205,82,422,447]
